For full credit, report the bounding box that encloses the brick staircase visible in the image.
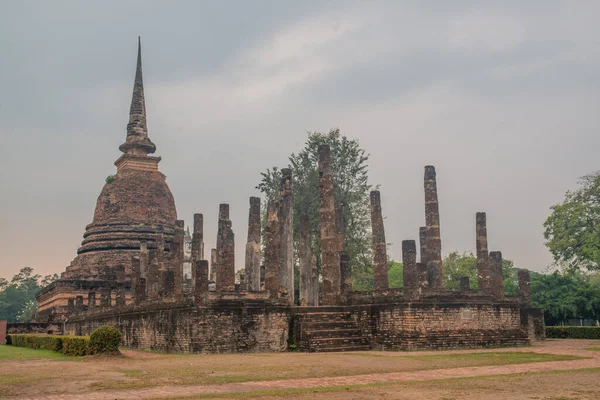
[299,311,371,352]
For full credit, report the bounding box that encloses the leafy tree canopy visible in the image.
[443,251,518,295]
[256,129,375,291]
[0,268,58,322]
[544,171,600,271]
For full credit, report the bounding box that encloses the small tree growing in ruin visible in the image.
[256,129,376,290]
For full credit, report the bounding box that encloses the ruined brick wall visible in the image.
[64,301,291,353]
[372,302,528,350]
[7,322,63,335]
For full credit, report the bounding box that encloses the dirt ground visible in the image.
[1,339,599,400]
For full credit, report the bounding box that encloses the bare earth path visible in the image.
[15,340,600,400]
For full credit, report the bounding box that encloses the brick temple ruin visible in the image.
[27,39,545,352]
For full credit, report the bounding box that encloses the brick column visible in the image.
[424,165,443,288]
[67,298,75,313]
[135,278,146,303]
[489,251,505,299]
[419,226,427,264]
[172,220,185,297]
[278,169,294,302]
[370,190,388,290]
[139,241,149,278]
[75,296,84,311]
[216,204,235,291]
[100,289,111,307]
[87,292,96,309]
[318,145,341,305]
[402,240,417,299]
[518,269,531,306]
[194,260,209,306]
[416,263,429,293]
[210,248,217,282]
[191,213,204,283]
[476,212,491,293]
[340,251,352,301]
[299,214,315,306]
[264,200,281,298]
[116,286,126,306]
[245,197,261,291]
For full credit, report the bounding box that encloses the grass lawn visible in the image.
[584,347,600,352]
[155,368,600,400]
[0,344,70,360]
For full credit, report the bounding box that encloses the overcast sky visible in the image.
[1,1,599,279]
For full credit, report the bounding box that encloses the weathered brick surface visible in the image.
[318,145,341,305]
[424,166,443,288]
[278,169,294,302]
[245,197,261,291]
[64,300,290,353]
[370,191,388,290]
[298,214,317,306]
[476,212,491,292]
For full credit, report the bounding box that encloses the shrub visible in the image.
[61,336,90,356]
[105,175,115,184]
[88,325,122,354]
[8,334,89,356]
[5,335,12,345]
[546,326,600,339]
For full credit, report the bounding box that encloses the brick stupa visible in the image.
[36,38,178,321]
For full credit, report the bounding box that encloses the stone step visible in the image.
[305,328,363,339]
[308,336,370,349]
[309,344,371,353]
[302,320,358,330]
[299,312,353,322]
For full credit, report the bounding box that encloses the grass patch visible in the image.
[584,347,600,352]
[120,369,146,377]
[155,367,600,399]
[0,345,71,360]
[343,351,582,364]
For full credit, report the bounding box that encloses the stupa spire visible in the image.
[119,37,156,155]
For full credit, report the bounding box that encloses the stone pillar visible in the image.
[194,260,209,306]
[489,251,505,299]
[299,214,315,306]
[424,165,443,288]
[216,204,235,291]
[135,277,146,303]
[419,226,427,264]
[459,277,470,292]
[245,197,261,291]
[139,241,149,278]
[476,212,491,293]
[116,286,126,306]
[161,270,175,296]
[319,145,341,305]
[402,240,417,299]
[340,252,352,301]
[416,262,429,294]
[87,292,96,309]
[173,220,185,297]
[518,269,531,306]
[370,190,388,290]
[210,248,217,282]
[278,169,294,302]
[264,200,281,298]
[100,289,111,307]
[67,298,75,313]
[192,213,204,267]
[75,296,84,311]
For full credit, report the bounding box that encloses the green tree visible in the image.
[442,251,517,295]
[256,129,375,291]
[0,268,59,322]
[544,171,600,271]
[531,270,600,325]
[387,261,403,289]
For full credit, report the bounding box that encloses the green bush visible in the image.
[61,336,90,356]
[5,335,12,345]
[89,325,122,354]
[546,326,600,339]
[8,334,89,356]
